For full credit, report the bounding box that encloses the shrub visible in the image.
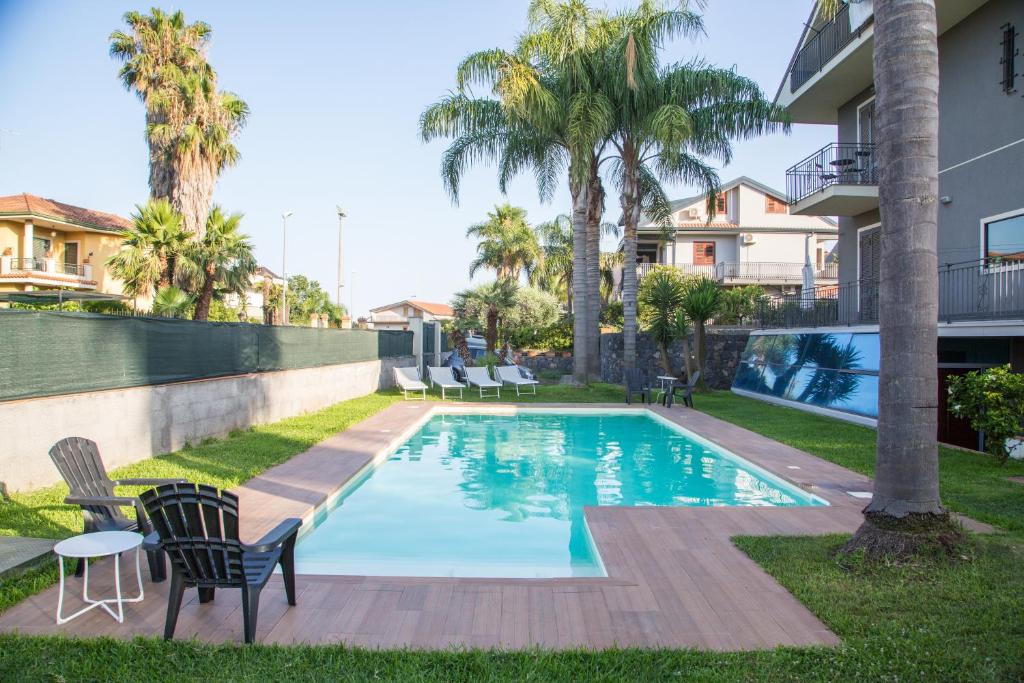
[948,364,1024,464]
[717,285,767,325]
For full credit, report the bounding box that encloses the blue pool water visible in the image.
[294,411,825,578]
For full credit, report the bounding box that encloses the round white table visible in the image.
[53,530,145,625]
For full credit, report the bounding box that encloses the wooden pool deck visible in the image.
[0,401,902,649]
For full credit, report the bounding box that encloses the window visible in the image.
[984,212,1024,263]
[1001,23,1018,94]
[765,196,788,214]
[715,192,728,214]
[693,241,716,265]
[64,242,79,267]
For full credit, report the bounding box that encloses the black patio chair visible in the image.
[665,371,701,409]
[49,436,186,582]
[623,368,651,404]
[140,483,301,644]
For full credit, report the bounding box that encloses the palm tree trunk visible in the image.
[843,0,949,557]
[570,174,590,385]
[586,165,603,381]
[172,155,216,238]
[193,266,217,321]
[620,155,641,377]
[486,307,499,355]
[157,252,171,290]
[451,329,474,366]
[695,321,707,389]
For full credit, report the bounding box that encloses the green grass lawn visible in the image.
[1,388,1022,681]
[694,391,1024,537]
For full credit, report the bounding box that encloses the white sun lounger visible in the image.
[494,365,539,397]
[464,366,501,399]
[427,366,466,400]
[394,366,428,400]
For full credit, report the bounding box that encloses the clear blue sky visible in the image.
[0,0,832,317]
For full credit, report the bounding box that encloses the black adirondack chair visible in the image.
[49,437,186,582]
[140,483,301,644]
[623,368,651,404]
[664,371,701,408]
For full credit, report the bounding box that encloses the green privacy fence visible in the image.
[0,310,413,402]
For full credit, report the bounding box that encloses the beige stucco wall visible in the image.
[0,355,414,492]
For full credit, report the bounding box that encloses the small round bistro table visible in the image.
[53,530,145,625]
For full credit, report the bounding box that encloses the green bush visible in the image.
[718,285,767,325]
[507,316,573,351]
[948,364,1024,464]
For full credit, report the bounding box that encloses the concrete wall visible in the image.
[0,355,414,492]
[600,328,751,390]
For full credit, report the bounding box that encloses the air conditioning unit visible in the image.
[742,233,756,245]
[686,207,700,219]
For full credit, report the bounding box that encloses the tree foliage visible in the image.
[452,279,520,354]
[948,365,1024,464]
[110,8,248,237]
[467,204,541,281]
[717,285,767,325]
[286,275,346,327]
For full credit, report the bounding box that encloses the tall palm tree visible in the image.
[833,0,950,555]
[110,9,248,238]
[109,9,209,210]
[107,198,192,298]
[466,204,541,282]
[534,214,574,312]
[190,206,256,321]
[599,0,787,374]
[423,0,616,384]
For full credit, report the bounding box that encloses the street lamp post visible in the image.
[281,211,293,325]
[336,207,346,310]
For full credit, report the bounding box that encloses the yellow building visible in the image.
[0,193,131,297]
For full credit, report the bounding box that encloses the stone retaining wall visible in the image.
[600,328,751,389]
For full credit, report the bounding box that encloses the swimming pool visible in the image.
[293,410,826,578]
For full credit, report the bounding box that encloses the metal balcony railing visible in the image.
[6,257,86,277]
[755,257,1024,328]
[790,4,870,92]
[637,261,839,284]
[786,142,878,205]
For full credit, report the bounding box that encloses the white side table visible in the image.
[53,530,145,625]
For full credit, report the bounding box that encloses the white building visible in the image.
[636,176,838,296]
[369,299,454,331]
[224,266,285,323]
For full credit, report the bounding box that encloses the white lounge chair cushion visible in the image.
[496,366,539,385]
[394,367,428,390]
[465,367,501,387]
[427,366,465,388]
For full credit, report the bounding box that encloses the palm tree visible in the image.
[466,204,541,282]
[107,198,192,298]
[190,206,256,322]
[109,9,209,209]
[638,267,688,374]
[110,9,248,237]
[598,0,787,375]
[452,279,519,354]
[534,214,574,312]
[152,285,194,318]
[680,276,721,388]
[422,0,617,384]
[832,0,951,556]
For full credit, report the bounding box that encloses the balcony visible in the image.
[755,257,1024,329]
[786,142,879,216]
[637,261,838,286]
[790,4,864,93]
[0,256,97,288]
